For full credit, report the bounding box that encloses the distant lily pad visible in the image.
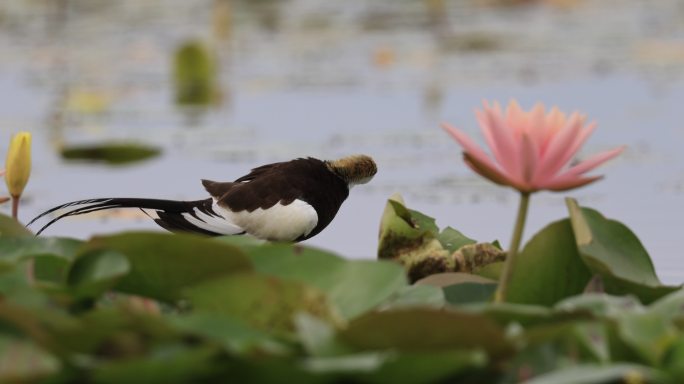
[60,142,161,165]
[173,41,219,106]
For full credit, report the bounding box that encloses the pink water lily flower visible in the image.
[442,100,625,193]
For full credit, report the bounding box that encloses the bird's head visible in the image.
[326,154,377,187]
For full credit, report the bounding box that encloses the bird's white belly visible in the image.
[218,199,318,241]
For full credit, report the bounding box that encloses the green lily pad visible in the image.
[437,227,476,253]
[505,321,610,379]
[617,310,679,366]
[61,142,161,165]
[32,255,71,286]
[473,261,504,280]
[524,363,666,384]
[303,349,487,384]
[415,272,496,287]
[183,273,338,335]
[171,312,291,355]
[0,261,52,307]
[377,195,502,283]
[505,218,592,306]
[247,243,407,320]
[0,213,33,237]
[340,307,513,358]
[0,237,82,268]
[443,283,498,305]
[92,345,220,384]
[295,313,351,357]
[377,194,442,261]
[379,284,445,309]
[554,293,642,318]
[566,199,679,304]
[464,302,560,328]
[0,336,60,382]
[555,292,683,366]
[67,249,130,299]
[85,232,252,302]
[663,336,684,380]
[415,273,497,305]
[647,288,684,320]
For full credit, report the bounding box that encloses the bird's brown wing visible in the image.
[202,161,288,200]
[201,180,237,200]
[233,162,287,183]
[219,172,300,212]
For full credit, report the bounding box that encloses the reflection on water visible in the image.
[1,0,683,282]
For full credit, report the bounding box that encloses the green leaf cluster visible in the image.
[378,193,504,283]
[0,194,682,383]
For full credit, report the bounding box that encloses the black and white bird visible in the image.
[27,155,377,242]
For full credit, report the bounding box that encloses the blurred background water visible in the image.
[1,0,683,283]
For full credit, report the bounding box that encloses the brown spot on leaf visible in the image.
[407,256,449,283]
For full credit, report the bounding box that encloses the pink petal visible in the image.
[464,153,529,192]
[545,175,603,191]
[481,103,521,178]
[560,145,626,178]
[505,100,525,135]
[527,102,546,149]
[537,122,597,184]
[564,122,596,162]
[476,109,505,167]
[532,113,584,185]
[541,107,566,150]
[520,132,538,187]
[441,123,502,173]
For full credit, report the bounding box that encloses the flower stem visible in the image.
[495,191,531,303]
[11,195,20,220]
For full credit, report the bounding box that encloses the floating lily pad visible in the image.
[61,142,161,165]
[173,41,219,106]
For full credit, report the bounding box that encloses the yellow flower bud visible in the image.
[5,132,32,197]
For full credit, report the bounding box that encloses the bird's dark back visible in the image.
[221,158,349,240]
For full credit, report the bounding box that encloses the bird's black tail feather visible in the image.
[27,197,228,236]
